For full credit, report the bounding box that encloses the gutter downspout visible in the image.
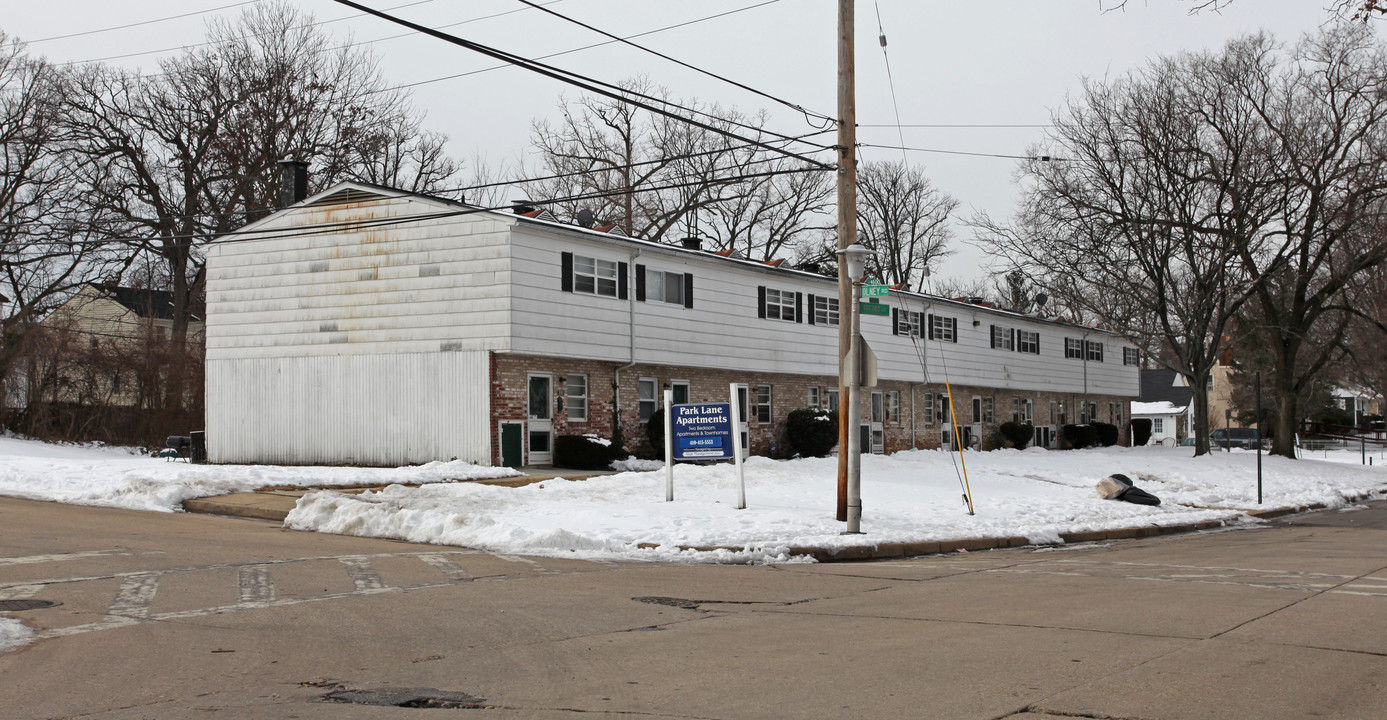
[613,248,643,447]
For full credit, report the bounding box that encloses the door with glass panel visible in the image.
[527,373,553,465]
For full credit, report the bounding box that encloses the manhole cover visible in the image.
[0,599,61,611]
[633,596,700,609]
[322,688,486,709]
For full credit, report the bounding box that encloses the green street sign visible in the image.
[861,284,890,298]
[859,301,890,316]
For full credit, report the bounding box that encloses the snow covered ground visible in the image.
[1,435,1382,565]
[0,436,520,513]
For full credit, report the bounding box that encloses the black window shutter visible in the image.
[758,286,766,319]
[635,264,646,302]
[990,324,997,348]
[807,294,816,324]
[618,262,628,299]
[952,319,958,343]
[795,292,803,323]
[1034,333,1040,354]
[928,314,935,340]
[560,252,573,292]
[892,308,900,335]
[1010,328,1017,351]
[683,273,693,309]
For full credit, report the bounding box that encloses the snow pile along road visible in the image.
[285,445,1387,564]
[0,436,520,513]
[0,436,1382,565]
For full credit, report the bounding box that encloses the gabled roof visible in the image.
[1138,369,1192,407]
[251,180,1130,340]
[86,283,201,322]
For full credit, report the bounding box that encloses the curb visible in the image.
[182,489,1386,563]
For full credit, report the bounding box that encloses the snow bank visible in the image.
[286,446,1386,564]
[0,436,519,513]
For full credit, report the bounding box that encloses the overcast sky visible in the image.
[5,1,1344,283]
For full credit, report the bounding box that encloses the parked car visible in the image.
[1177,436,1196,447]
[1211,427,1261,449]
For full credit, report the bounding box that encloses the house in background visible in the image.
[1132,369,1193,445]
[203,181,1141,468]
[11,283,204,442]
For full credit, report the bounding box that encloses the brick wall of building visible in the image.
[490,352,1131,465]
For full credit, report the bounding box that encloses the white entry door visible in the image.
[527,373,553,465]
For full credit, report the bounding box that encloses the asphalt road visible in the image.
[2,495,1385,720]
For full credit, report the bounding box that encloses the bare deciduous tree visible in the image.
[0,34,124,421]
[855,160,957,291]
[526,77,832,257]
[974,35,1279,456]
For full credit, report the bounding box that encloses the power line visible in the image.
[63,0,439,66]
[25,1,262,44]
[858,142,1062,162]
[859,123,1051,129]
[377,1,788,99]
[514,0,834,127]
[871,0,910,165]
[330,0,835,166]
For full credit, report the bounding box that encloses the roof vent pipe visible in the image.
[278,159,309,208]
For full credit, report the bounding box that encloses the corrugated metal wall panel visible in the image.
[206,351,491,467]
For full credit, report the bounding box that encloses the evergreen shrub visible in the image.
[998,421,1034,449]
[786,408,838,457]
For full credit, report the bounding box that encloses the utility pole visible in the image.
[835,0,857,521]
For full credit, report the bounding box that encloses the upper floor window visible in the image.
[1086,341,1104,362]
[895,309,923,337]
[651,269,685,305]
[562,252,627,299]
[1065,337,1084,359]
[929,315,957,342]
[576,256,618,296]
[636,265,692,307]
[759,287,800,322]
[990,325,1014,351]
[812,295,839,326]
[1123,347,1141,366]
[1017,330,1040,355]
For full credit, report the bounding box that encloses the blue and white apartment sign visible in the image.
[670,402,734,461]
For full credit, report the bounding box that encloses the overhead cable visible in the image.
[329,0,835,167]
[23,0,262,44]
[514,0,834,127]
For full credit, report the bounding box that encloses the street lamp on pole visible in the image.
[836,242,870,534]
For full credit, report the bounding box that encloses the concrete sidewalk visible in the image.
[181,469,1382,561]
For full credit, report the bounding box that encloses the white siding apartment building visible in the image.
[204,182,1141,467]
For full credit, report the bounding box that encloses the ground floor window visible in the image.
[671,380,690,405]
[638,378,657,422]
[924,392,934,424]
[565,374,587,421]
[825,388,839,412]
[1153,418,1165,434]
[755,385,772,423]
[888,390,900,424]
